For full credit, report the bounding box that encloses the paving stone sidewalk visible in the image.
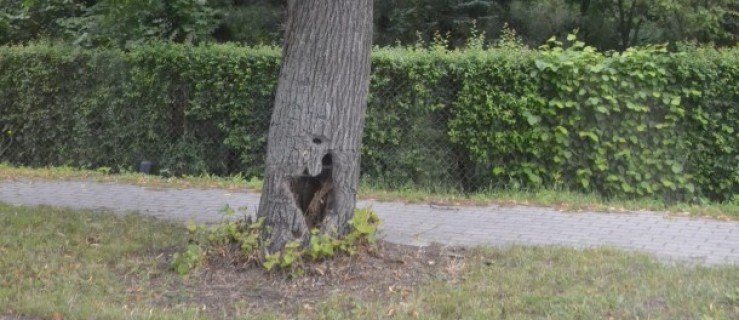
[1,180,737,266]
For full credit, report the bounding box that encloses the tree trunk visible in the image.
[257,0,373,252]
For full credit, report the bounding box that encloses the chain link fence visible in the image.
[0,70,489,193]
[7,44,732,201]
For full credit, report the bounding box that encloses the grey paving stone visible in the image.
[1,179,737,266]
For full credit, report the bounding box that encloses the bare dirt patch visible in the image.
[140,241,466,318]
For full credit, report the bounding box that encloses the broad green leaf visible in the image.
[522,111,541,125]
[492,166,505,176]
[534,60,548,70]
[685,183,695,194]
[621,182,632,192]
[671,163,683,174]
[670,96,681,106]
[186,219,197,233]
[660,178,676,190]
[578,131,599,142]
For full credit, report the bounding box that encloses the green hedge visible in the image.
[445,40,737,202]
[0,44,278,177]
[0,42,736,202]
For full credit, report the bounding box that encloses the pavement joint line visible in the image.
[0,179,737,266]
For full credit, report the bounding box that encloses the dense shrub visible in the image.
[670,47,738,202]
[365,47,461,189]
[0,42,736,201]
[447,39,737,202]
[0,43,279,177]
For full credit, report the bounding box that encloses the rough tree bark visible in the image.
[257,0,373,252]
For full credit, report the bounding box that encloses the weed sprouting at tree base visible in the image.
[170,206,380,277]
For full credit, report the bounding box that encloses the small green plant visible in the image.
[169,219,208,274]
[170,205,263,274]
[171,206,381,277]
[725,287,739,305]
[307,230,338,260]
[170,243,205,275]
[341,207,380,253]
[262,240,305,278]
[262,208,380,277]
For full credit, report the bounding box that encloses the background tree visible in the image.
[374,0,508,47]
[653,0,737,47]
[575,0,737,50]
[508,0,579,47]
[0,0,87,45]
[211,0,285,45]
[257,0,374,252]
[74,0,219,47]
[1,0,219,47]
[1,0,734,50]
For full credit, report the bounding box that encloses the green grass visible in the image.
[0,203,207,319]
[1,202,737,319]
[0,202,292,319]
[313,247,739,319]
[0,163,264,191]
[1,163,737,220]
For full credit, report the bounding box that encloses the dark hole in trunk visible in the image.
[290,153,334,229]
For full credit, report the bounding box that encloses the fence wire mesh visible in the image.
[0,71,489,193]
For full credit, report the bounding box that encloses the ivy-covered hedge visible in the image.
[0,42,736,202]
[445,40,737,202]
[0,44,280,177]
